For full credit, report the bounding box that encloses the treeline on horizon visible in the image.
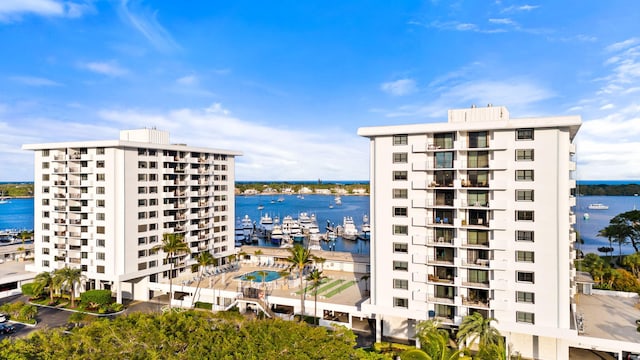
[7,182,640,197]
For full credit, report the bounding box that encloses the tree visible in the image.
[154,232,191,309]
[597,227,615,262]
[360,273,371,295]
[34,271,56,304]
[611,210,640,252]
[54,266,85,308]
[285,244,313,320]
[306,268,326,325]
[191,251,216,308]
[416,319,463,360]
[622,252,640,278]
[456,312,501,349]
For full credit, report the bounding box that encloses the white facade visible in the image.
[358,106,587,358]
[23,129,241,303]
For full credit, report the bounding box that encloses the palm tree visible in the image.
[190,251,216,307]
[154,232,191,309]
[256,270,269,300]
[34,271,56,304]
[417,319,464,360]
[306,269,326,325]
[254,249,263,264]
[456,312,501,349]
[285,244,313,320]
[55,266,84,308]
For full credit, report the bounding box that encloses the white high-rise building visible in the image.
[23,129,241,303]
[358,106,584,358]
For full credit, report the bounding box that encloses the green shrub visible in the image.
[400,349,429,360]
[80,290,113,308]
[98,305,109,314]
[194,302,212,310]
[21,283,37,296]
[109,303,124,312]
[373,342,414,354]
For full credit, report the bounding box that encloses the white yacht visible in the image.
[588,203,609,210]
[341,216,359,241]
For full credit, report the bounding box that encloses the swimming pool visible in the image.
[236,270,282,282]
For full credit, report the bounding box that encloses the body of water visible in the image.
[0,198,34,231]
[0,195,371,254]
[236,194,370,254]
[576,195,640,255]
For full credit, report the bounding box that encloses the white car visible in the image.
[0,314,6,323]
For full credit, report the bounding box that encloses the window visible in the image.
[138,187,147,194]
[96,226,105,234]
[435,152,454,169]
[42,248,50,255]
[97,265,105,273]
[516,149,534,161]
[138,262,148,270]
[393,189,408,199]
[138,199,147,207]
[516,291,535,303]
[393,171,408,181]
[516,251,534,263]
[393,261,408,271]
[97,161,105,168]
[97,173,105,181]
[42,150,50,156]
[42,162,49,169]
[42,260,50,267]
[516,211,534,221]
[468,269,489,284]
[96,187,105,194]
[516,311,535,324]
[393,152,408,163]
[394,207,408,217]
[467,230,489,246]
[393,297,408,308]
[393,279,409,289]
[96,200,105,207]
[42,174,50,181]
[96,148,105,155]
[393,225,408,235]
[138,212,147,220]
[81,252,88,259]
[138,250,147,258]
[96,213,105,221]
[515,190,534,201]
[393,135,408,145]
[97,239,105,247]
[517,271,534,283]
[516,128,534,140]
[138,174,147,181]
[138,161,147,169]
[393,243,408,253]
[468,131,488,148]
[434,133,455,149]
[515,170,534,181]
[467,151,489,168]
[516,231,534,242]
[96,252,105,260]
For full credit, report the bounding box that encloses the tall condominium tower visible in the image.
[358,106,581,359]
[23,129,241,303]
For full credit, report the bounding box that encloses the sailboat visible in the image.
[0,191,9,204]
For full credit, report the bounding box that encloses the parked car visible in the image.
[0,313,7,323]
[0,323,15,334]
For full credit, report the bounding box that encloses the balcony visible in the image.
[460,240,489,248]
[428,274,453,284]
[462,297,489,308]
[461,180,489,188]
[462,258,490,268]
[461,278,490,288]
[428,295,455,305]
[429,255,455,266]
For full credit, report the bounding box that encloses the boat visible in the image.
[0,192,9,204]
[277,196,285,202]
[241,215,254,238]
[257,204,264,210]
[588,203,609,210]
[361,214,370,239]
[334,195,342,206]
[259,213,274,232]
[234,228,245,247]
[270,224,284,245]
[341,216,359,241]
[583,213,590,220]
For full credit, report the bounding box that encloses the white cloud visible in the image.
[9,75,61,87]
[380,79,417,96]
[605,38,639,53]
[176,75,197,85]
[118,0,179,52]
[80,61,128,77]
[501,4,539,13]
[0,0,94,22]
[599,103,614,110]
[488,18,516,26]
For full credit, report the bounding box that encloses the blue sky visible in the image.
[1,1,639,181]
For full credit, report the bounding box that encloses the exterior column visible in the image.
[376,314,382,343]
[115,281,122,304]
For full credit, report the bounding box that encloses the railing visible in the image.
[462,259,490,267]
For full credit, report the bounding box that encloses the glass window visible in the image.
[468,131,488,148]
[393,225,408,235]
[393,279,409,289]
[516,149,534,161]
[393,189,408,199]
[517,272,534,283]
[468,269,489,284]
[516,291,535,303]
[516,311,535,324]
[393,261,408,271]
[42,162,49,169]
[42,150,50,156]
[516,129,534,140]
[97,173,105,181]
[434,133,455,149]
[393,297,408,308]
[393,243,408,253]
[516,251,535,263]
[467,151,489,168]
[515,170,534,181]
[435,152,454,168]
[515,190,534,201]
[393,171,408,181]
[96,187,105,194]
[97,265,105,273]
[96,226,105,234]
[393,153,408,163]
[516,211,534,221]
[96,252,105,260]
[467,191,488,206]
[467,230,489,245]
[516,231,534,242]
[393,135,408,145]
[96,213,105,220]
[393,207,408,217]
[97,239,105,247]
